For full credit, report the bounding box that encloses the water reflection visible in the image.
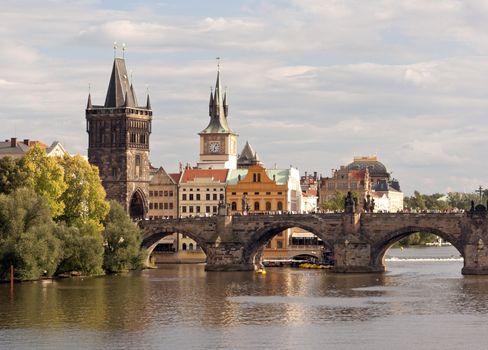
[2,247,488,350]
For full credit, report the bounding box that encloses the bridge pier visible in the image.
[332,240,384,273]
[462,240,488,275]
[205,243,254,272]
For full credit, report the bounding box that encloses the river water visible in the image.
[1,246,488,350]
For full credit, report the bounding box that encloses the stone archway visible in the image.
[371,226,464,269]
[129,189,146,220]
[141,229,209,261]
[242,221,334,269]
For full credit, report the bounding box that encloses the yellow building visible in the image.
[227,164,290,251]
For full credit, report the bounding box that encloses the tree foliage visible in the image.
[0,157,27,194]
[59,155,109,227]
[22,145,67,218]
[321,191,361,212]
[0,188,61,280]
[103,201,145,273]
[55,221,104,275]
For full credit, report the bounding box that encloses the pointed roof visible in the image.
[146,94,151,110]
[104,58,137,108]
[86,93,92,109]
[237,141,262,168]
[200,71,235,135]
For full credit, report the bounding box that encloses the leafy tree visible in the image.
[0,157,27,194]
[59,155,109,228]
[321,191,361,212]
[0,188,61,280]
[103,201,145,272]
[55,220,104,275]
[22,145,67,218]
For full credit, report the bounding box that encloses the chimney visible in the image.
[23,139,30,145]
[10,137,17,148]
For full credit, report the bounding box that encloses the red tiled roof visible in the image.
[181,169,228,183]
[348,169,367,181]
[169,173,182,184]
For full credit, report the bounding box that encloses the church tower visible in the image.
[86,57,152,219]
[197,69,238,169]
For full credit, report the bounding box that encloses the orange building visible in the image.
[227,164,289,251]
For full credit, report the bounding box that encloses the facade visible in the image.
[300,171,319,213]
[371,179,404,212]
[86,57,152,219]
[147,167,180,252]
[178,168,228,251]
[319,167,371,205]
[197,71,238,170]
[0,138,68,159]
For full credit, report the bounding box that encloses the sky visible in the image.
[1,0,488,195]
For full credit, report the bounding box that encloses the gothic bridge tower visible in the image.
[86,57,152,219]
[197,69,238,169]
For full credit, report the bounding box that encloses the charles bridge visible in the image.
[139,207,488,275]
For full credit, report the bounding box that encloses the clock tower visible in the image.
[197,70,238,169]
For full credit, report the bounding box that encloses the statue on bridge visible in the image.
[242,194,250,214]
[344,191,356,214]
[363,194,375,213]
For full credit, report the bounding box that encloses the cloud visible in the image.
[1,0,488,195]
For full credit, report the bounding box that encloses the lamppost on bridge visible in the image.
[476,186,484,202]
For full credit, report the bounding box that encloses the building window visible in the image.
[277,240,283,249]
[258,174,261,182]
[213,194,217,201]
[169,203,174,210]
[169,191,173,197]
[196,206,201,213]
[254,192,259,195]
[253,173,257,182]
[206,206,211,213]
[189,243,194,251]
[266,202,271,211]
[135,155,141,177]
[219,194,224,200]
[164,203,168,210]
[254,202,260,211]
[189,194,194,201]
[206,194,210,200]
[149,203,154,210]
[277,202,283,211]
[213,206,217,213]
[189,206,194,213]
[182,243,187,251]
[182,206,187,213]
[164,191,168,196]
[231,202,237,211]
[277,192,282,195]
[266,192,271,195]
[159,191,163,196]
[196,194,201,200]
[232,192,237,195]
[182,194,187,200]
[149,191,154,197]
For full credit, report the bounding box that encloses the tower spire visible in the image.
[146,93,151,110]
[86,93,92,109]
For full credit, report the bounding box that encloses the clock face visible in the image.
[209,141,220,153]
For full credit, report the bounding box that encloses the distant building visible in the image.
[0,137,68,159]
[300,171,319,213]
[319,156,403,212]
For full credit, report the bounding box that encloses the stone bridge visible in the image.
[139,211,488,275]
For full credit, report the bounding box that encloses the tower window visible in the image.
[135,155,142,177]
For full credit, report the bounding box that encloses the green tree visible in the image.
[103,201,145,272]
[321,191,361,212]
[0,157,27,194]
[0,188,61,280]
[55,220,104,275]
[59,155,109,228]
[22,145,67,218]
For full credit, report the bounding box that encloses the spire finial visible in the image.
[122,43,126,59]
[88,83,91,94]
[216,57,220,72]
[113,41,118,58]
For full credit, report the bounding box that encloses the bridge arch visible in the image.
[141,227,209,259]
[372,225,464,267]
[242,220,334,266]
